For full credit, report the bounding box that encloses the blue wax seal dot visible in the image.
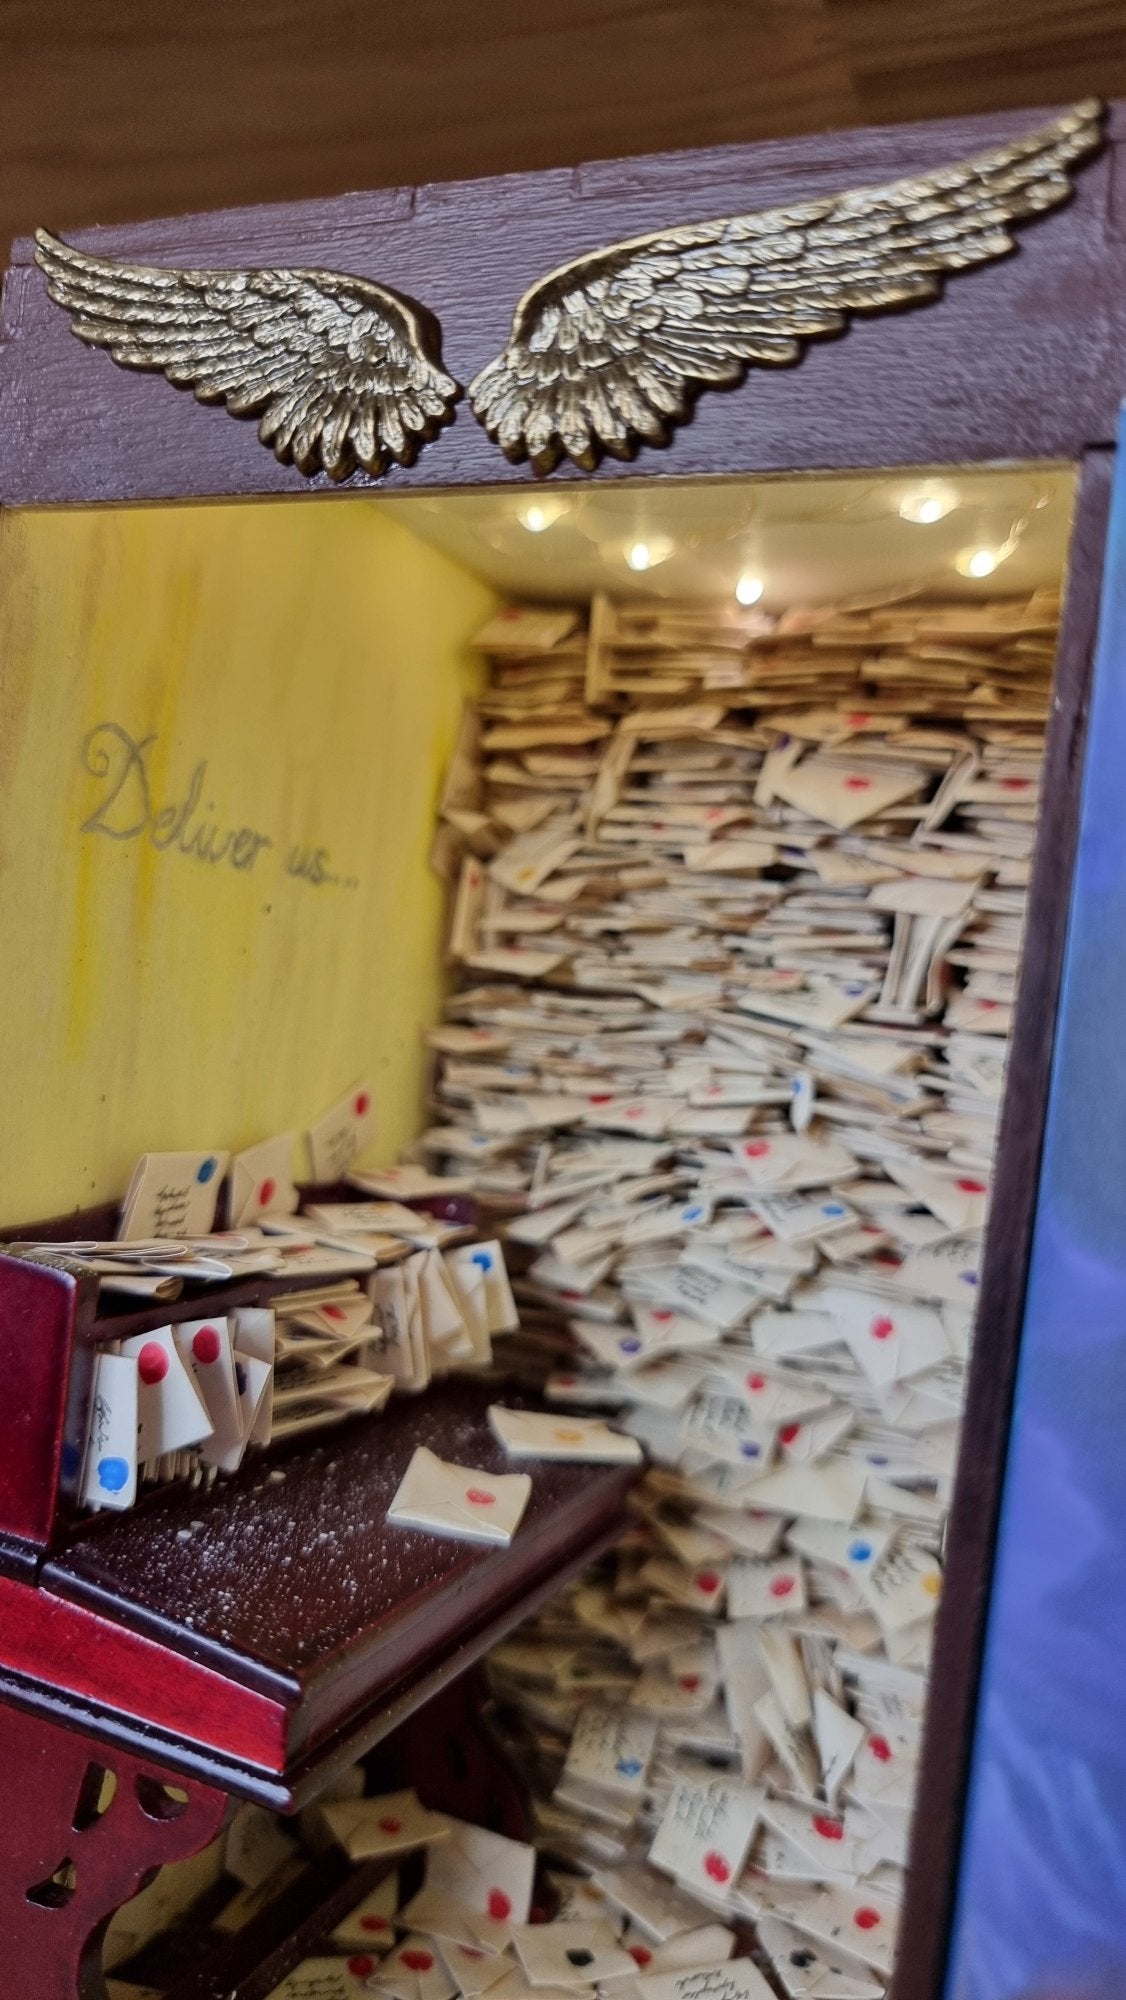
[868,1454,888,1467]
[682,1206,703,1222]
[471,1249,493,1271]
[471,1134,487,1146]
[235,1361,248,1395]
[97,1456,129,1493]
[740,1441,760,1458]
[616,1757,643,1777]
[848,1540,873,1562]
[844,983,865,996]
[961,1271,978,1286]
[196,1156,218,1184]
[822,1203,845,1217]
[619,1337,642,1354]
[791,1077,803,1094]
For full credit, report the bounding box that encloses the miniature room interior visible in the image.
[0,455,1076,2000]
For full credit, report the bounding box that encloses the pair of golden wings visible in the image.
[35,100,1103,481]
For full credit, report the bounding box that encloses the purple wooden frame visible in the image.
[1,95,1125,2000]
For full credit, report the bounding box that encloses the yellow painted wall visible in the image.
[0,497,494,1224]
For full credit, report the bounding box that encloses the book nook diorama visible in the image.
[0,94,1123,2000]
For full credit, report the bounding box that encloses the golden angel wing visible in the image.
[470,98,1104,471]
[34,229,460,479]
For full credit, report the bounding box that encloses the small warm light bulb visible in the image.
[956,545,1002,579]
[735,573,765,606]
[899,483,957,525]
[627,541,653,571]
[520,504,550,533]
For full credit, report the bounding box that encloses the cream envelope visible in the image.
[173,1316,242,1465]
[753,1690,820,1795]
[760,1884,899,1980]
[225,1803,298,1891]
[855,1543,943,1632]
[755,1915,883,1999]
[563,1707,660,1797]
[228,1132,298,1227]
[230,1307,275,1445]
[387,1447,532,1547]
[773,755,925,831]
[648,1778,763,1897]
[488,1406,642,1465]
[119,1149,229,1241]
[120,1326,213,1459]
[80,1351,138,1510]
[374,1934,458,2000]
[635,1959,774,2000]
[422,1814,537,1927]
[740,1460,867,1524]
[680,1396,776,1471]
[727,1558,807,1620]
[321,1790,451,1862]
[628,1925,737,1973]
[590,1865,716,1944]
[728,1137,859,1193]
[307,1081,377,1181]
[330,1872,400,1952]
[434,1941,515,1997]
[511,1922,634,1987]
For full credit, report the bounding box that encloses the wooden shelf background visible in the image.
[4,1,1125,269]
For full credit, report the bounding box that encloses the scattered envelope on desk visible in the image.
[330,1871,399,1952]
[754,1916,883,1999]
[421,1813,537,1927]
[387,1447,532,1547]
[376,1933,459,2000]
[118,1149,230,1241]
[80,1351,138,1510]
[307,1081,377,1181]
[321,1789,452,1862]
[511,1920,635,1987]
[120,1326,213,1459]
[173,1317,242,1465]
[228,1131,298,1227]
[488,1406,642,1464]
[635,1960,774,2000]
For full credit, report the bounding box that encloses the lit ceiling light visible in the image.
[517,498,567,533]
[735,573,765,606]
[899,482,957,525]
[954,541,1015,579]
[625,536,672,571]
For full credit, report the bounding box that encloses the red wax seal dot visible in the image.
[747,1374,767,1392]
[696,1571,721,1594]
[980,999,999,1011]
[869,1735,893,1762]
[258,1176,277,1207]
[956,1178,987,1194]
[324,1303,346,1321]
[679,1674,701,1691]
[652,1310,674,1323]
[588,1093,612,1104]
[466,1489,496,1506]
[744,1140,770,1157]
[349,1958,377,1976]
[770,1575,796,1598]
[854,1909,881,1931]
[630,1947,653,1967]
[403,1951,434,1971]
[488,1889,512,1920]
[871,1316,895,1341]
[846,712,871,728]
[1001,777,1030,790]
[138,1342,169,1385]
[361,1915,389,1932]
[703,1851,731,1884]
[844,775,872,791]
[812,1815,844,1841]
[779,1423,801,1445]
[354,1091,371,1116]
[377,1817,402,1834]
[192,1325,221,1364]
[557,1375,577,1387]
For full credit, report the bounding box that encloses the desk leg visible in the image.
[0,1702,228,1999]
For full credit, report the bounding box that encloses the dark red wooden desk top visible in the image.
[0,1380,634,1806]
